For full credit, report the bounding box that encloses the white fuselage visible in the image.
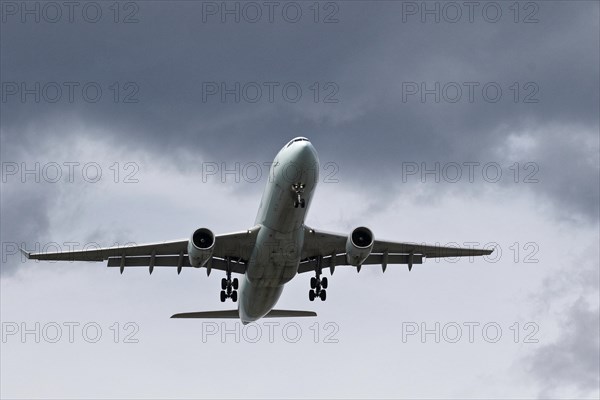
[238,138,319,324]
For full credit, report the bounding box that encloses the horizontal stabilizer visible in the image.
[264,309,317,318]
[171,310,239,319]
[171,309,317,319]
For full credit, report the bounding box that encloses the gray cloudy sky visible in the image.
[1,1,598,399]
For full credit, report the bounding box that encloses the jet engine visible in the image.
[345,226,374,266]
[188,228,215,267]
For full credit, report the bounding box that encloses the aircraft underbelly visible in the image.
[246,225,302,286]
[240,141,318,322]
[239,227,303,322]
[238,278,284,323]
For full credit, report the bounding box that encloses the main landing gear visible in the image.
[309,257,327,301]
[220,258,239,302]
[292,183,306,208]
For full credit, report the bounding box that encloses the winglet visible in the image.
[19,247,30,259]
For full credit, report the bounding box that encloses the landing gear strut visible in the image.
[309,256,327,301]
[220,258,239,302]
[292,183,306,208]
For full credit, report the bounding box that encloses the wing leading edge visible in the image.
[21,226,261,275]
[299,227,493,274]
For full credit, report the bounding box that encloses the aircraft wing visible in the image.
[298,227,493,273]
[21,226,261,274]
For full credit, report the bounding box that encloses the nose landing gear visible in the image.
[220,258,239,302]
[292,183,306,208]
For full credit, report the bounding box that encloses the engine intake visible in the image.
[346,226,374,266]
[188,228,215,268]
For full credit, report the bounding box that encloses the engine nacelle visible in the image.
[188,228,215,268]
[345,226,374,266]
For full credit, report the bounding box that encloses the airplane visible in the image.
[21,137,493,324]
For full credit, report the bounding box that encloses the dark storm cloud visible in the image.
[1,1,598,222]
[1,1,598,230]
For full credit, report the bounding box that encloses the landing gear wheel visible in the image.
[319,289,327,301]
[220,258,237,302]
[309,256,329,302]
[292,183,305,208]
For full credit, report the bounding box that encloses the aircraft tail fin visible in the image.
[170,309,316,319]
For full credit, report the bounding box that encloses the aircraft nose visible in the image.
[295,140,318,165]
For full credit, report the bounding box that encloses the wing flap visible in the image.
[297,253,424,273]
[106,256,246,274]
